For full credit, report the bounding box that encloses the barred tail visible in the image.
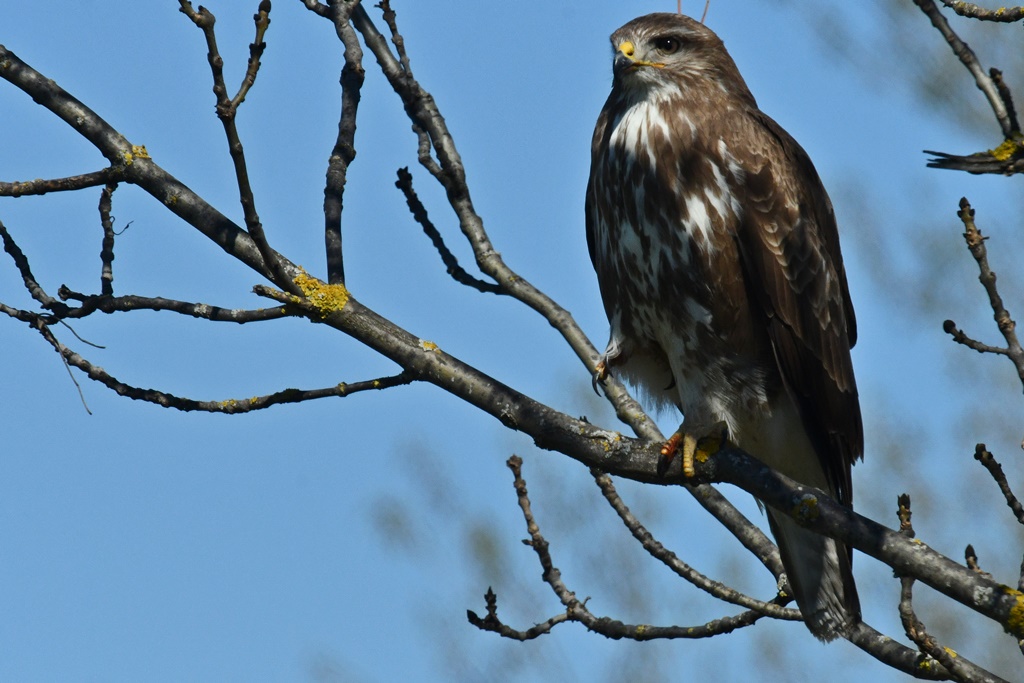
[767,509,860,641]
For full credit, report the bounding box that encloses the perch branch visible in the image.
[346,0,784,582]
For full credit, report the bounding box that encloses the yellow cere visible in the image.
[294,269,349,317]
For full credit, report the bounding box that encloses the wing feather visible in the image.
[729,109,862,506]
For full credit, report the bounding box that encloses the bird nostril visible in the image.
[618,41,635,57]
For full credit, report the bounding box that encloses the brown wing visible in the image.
[730,108,862,506]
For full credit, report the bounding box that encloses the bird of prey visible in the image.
[585,13,862,641]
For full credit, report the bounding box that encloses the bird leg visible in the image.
[592,338,624,395]
[658,421,728,477]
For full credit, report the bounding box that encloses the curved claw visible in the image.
[592,359,608,396]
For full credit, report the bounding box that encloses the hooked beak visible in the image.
[613,40,666,74]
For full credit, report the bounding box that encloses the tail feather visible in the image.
[767,509,860,641]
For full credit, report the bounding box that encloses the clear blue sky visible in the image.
[1,2,1021,681]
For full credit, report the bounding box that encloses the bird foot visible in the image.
[658,422,728,477]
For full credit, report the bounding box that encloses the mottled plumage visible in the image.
[586,13,862,640]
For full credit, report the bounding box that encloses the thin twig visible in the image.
[973,444,1024,525]
[589,467,799,620]
[179,1,291,289]
[0,219,70,314]
[466,587,569,641]
[32,314,415,412]
[395,168,503,295]
[98,183,117,296]
[0,167,124,197]
[322,0,365,285]
[484,456,779,641]
[894,495,999,683]
[231,0,272,111]
[913,0,1015,139]
[34,319,93,414]
[939,1,1024,22]
[56,287,293,324]
[947,198,1024,391]
[942,319,1008,355]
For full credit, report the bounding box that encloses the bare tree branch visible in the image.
[394,168,503,295]
[315,0,365,285]
[895,495,1007,683]
[98,183,116,297]
[973,444,1024,526]
[939,1,1024,22]
[589,467,799,620]
[22,307,416,413]
[179,0,292,288]
[0,167,124,197]
[914,0,1024,174]
[4,6,1024,676]
[943,198,1024,391]
[479,456,777,641]
[913,0,1017,139]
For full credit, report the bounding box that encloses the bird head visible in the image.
[608,13,749,99]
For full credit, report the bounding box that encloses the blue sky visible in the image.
[2,2,1022,681]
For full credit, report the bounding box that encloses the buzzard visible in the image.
[586,13,862,641]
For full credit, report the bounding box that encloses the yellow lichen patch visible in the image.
[988,138,1020,161]
[792,494,820,522]
[943,647,958,658]
[1004,586,1024,638]
[635,624,647,636]
[219,399,239,409]
[131,144,150,159]
[694,434,722,463]
[294,269,349,317]
[419,340,439,352]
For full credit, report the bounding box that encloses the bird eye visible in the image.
[653,37,680,55]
